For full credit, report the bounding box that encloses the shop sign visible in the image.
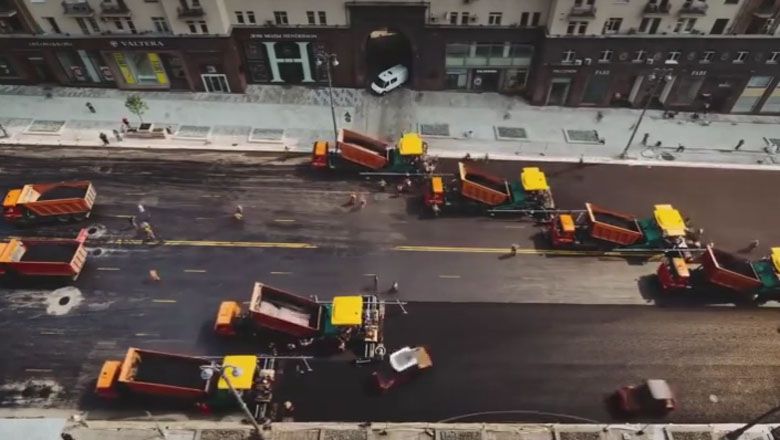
[109,40,165,48]
[595,70,610,76]
[552,69,577,74]
[111,52,136,85]
[28,41,73,48]
[99,65,114,81]
[147,53,169,85]
[691,70,707,76]
[250,33,318,40]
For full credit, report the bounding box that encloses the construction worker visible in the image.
[233,204,244,221]
[510,244,518,256]
[148,270,161,282]
[748,239,760,251]
[378,179,387,191]
[347,192,357,206]
[140,222,156,242]
[358,195,367,209]
[390,281,399,293]
[404,177,413,191]
[431,203,441,217]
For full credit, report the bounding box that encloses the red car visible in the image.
[372,346,432,392]
[614,379,676,416]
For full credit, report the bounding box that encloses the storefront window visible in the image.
[0,55,18,78]
[502,68,528,92]
[732,75,772,113]
[56,51,90,83]
[110,51,169,86]
[581,74,611,104]
[760,83,780,113]
[508,44,533,66]
[445,44,469,67]
[445,69,468,89]
[669,76,704,105]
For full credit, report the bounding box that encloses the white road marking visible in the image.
[438,274,461,279]
[97,267,120,271]
[183,269,207,273]
[270,271,292,275]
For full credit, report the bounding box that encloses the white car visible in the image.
[370,65,408,95]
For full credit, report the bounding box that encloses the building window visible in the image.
[460,12,470,25]
[199,20,208,33]
[674,18,697,33]
[126,18,136,33]
[318,11,327,24]
[247,11,256,24]
[488,12,502,25]
[274,11,288,25]
[574,0,595,5]
[632,50,646,63]
[733,51,749,63]
[666,51,681,62]
[449,12,458,24]
[152,17,170,33]
[639,17,661,34]
[0,56,19,78]
[724,0,738,3]
[43,17,61,33]
[598,50,613,63]
[75,17,90,35]
[710,18,728,34]
[307,11,315,24]
[235,11,244,24]
[602,17,622,34]
[700,50,715,63]
[112,17,124,30]
[733,75,773,113]
[562,50,576,63]
[186,20,196,32]
[567,21,587,35]
[768,52,780,64]
[110,51,170,86]
[87,17,99,32]
[532,12,540,26]
[520,12,529,26]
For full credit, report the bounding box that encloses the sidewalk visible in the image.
[0,84,779,170]
[2,417,778,440]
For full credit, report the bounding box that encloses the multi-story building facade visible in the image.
[0,0,777,114]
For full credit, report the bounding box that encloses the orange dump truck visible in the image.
[0,229,88,280]
[96,347,274,406]
[2,181,96,224]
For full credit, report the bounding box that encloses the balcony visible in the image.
[61,1,94,16]
[643,1,671,14]
[569,4,596,18]
[100,0,130,15]
[679,1,708,15]
[177,6,205,18]
[752,0,777,18]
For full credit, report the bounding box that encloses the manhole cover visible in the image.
[175,125,211,139]
[565,129,601,144]
[418,123,450,137]
[250,128,284,141]
[25,120,65,134]
[495,126,528,140]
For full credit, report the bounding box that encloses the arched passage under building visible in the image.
[364,28,413,88]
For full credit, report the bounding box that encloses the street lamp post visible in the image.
[619,69,672,159]
[200,363,263,438]
[723,403,780,440]
[315,51,340,148]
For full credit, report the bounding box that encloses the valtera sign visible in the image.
[109,40,166,48]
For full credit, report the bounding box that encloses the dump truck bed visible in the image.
[586,203,644,246]
[0,230,88,278]
[458,162,510,206]
[248,282,323,338]
[336,129,390,170]
[8,181,96,219]
[118,348,210,398]
[700,247,762,293]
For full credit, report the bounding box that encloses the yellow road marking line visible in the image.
[97,267,120,271]
[152,299,177,303]
[184,269,207,273]
[439,274,461,279]
[274,219,296,223]
[393,245,659,257]
[25,369,53,373]
[270,271,292,275]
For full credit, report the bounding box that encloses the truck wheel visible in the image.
[57,215,71,223]
[71,213,87,222]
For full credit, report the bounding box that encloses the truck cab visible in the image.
[549,214,577,246]
[311,140,330,169]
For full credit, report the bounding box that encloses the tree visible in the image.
[124,95,149,124]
